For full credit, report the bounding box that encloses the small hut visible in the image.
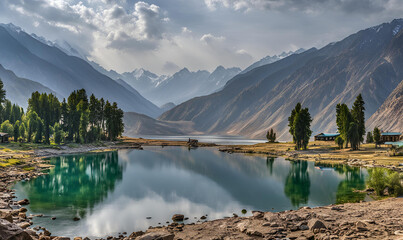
[380,132,401,143]
[314,133,340,141]
[0,133,9,143]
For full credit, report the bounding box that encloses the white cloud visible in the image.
[200,33,225,44]
[204,0,396,13]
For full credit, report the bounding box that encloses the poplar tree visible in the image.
[351,94,365,144]
[373,127,381,148]
[289,103,312,150]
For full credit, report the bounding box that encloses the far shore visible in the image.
[0,136,402,239]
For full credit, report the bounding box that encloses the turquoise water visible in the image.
[14,147,367,237]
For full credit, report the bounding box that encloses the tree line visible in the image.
[282,94,367,151]
[0,78,124,144]
[335,94,366,150]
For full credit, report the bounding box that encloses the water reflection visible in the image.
[284,161,310,207]
[16,151,123,220]
[14,147,368,237]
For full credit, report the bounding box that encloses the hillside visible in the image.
[160,19,403,140]
[0,64,58,109]
[123,112,196,137]
[367,80,403,132]
[0,23,162,117]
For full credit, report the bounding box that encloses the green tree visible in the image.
[34,119,44,143]
[28,92,61,144]
[26,111,39,142]
[266,128,276,143]
[336,103,353,148]
[3,100,12,122]
[0,78,6,106]
[335,136,344,149]
[19,123,26,142]
[1,120,13,137]
[289,104,312,150]
[366,168,402,196]
[373,127,381,148]
[78,101,90,143]
[366,131,373,143]
[13,120,20,142]
[347,122,360,150]
[351,94,365,145]
[54,123,64,145]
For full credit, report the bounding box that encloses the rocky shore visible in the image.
[0,139,402,240]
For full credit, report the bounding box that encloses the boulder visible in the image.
[171,214,184,221]
[200,216,207,220]
[136,232,174,240]
[355,221,368,231]
[17,199,30,205]
[0,210,13,223]
[252,211,264,219]
[19,208,27,213]
[308,219,326,231]
[18,222,30,229]
[129,231,144,238]
[0,219,32,240]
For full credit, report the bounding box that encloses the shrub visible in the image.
[367,168,387,195]
[367,168,403,196]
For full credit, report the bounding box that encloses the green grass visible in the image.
[0,158,21,167]
[23,166,35,171]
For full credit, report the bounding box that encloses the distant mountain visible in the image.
[367,80,403,133]
[0,64,58,109]
[120,68,167,96]
[100,65,241,106]
[123,112,196,137]
[160,102,176,112]
[242,48,305,74]
[0,23,162,117]
[160,19,403,140]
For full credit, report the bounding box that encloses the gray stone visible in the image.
[308,219,326,231]
[0,219,32,240]
[171,214,184,221]
[136,232,174,240]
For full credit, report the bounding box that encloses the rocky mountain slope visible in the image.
[0,23,162,117]
[123,112,196,136]
[0,64,57,109]
[242,48,306,74]
[160,19,403,140]
[367,80,403,133]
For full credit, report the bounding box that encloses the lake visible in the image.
[134,135,267,145]
[13,147,368,237]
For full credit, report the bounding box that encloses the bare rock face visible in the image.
[0,219,32,240]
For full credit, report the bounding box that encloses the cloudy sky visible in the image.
[0,0,402,75]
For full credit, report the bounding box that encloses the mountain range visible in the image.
[92,64,242,106]
[0,64,57,109]
[0,23,162,118]
[160,19,403,140]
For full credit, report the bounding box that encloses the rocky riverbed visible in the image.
[128,198,403,240]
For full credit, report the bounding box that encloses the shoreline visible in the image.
[0,137,402,239]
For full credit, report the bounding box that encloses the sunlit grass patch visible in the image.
[0,158,22,167]
[23,166,35,171]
